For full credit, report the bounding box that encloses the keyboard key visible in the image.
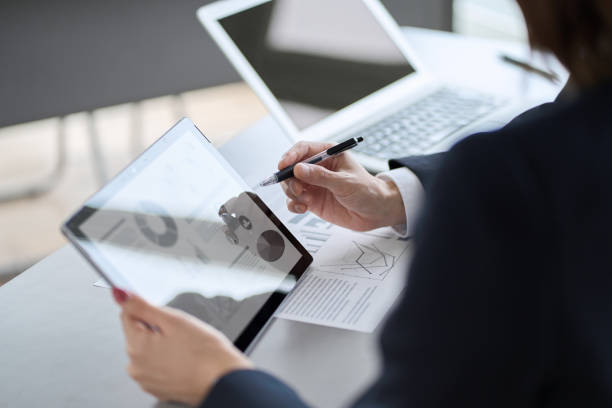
[370,143,383,152]
[344,88,505,160]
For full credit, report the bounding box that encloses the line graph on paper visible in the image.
[317,240,410,281]
[286,212,397,255]
[285,211,411,280]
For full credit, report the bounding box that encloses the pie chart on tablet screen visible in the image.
[134,201,179,248]
[257,230,285,262]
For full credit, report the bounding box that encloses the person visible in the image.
[113,0,612,406]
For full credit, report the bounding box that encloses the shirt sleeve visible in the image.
[376,167,424,238]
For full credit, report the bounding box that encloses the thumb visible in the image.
[294,163,354,196]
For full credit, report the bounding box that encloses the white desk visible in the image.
[0,28,566,408]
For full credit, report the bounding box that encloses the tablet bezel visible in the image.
[62,118,313,352]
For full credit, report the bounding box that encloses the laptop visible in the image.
[197,0,516,172]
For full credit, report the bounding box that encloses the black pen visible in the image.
[500,54,560,83]
[258,137,364,187]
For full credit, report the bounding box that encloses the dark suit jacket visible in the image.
[202,82,612,407]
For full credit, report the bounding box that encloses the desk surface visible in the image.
[0,246,379,408]
[0,28,566,408]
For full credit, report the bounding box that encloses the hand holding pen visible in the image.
[259,137,364,186]
[272,139,407,232]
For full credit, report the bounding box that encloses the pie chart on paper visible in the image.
[256,230,285,262]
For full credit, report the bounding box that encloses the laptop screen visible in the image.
[219,0,416,130]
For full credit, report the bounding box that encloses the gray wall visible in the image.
[0,0,452,128]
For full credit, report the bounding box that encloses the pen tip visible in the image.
[258,178,274,187]
[357,136,363,143]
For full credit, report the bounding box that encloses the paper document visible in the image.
[274,208,411,332]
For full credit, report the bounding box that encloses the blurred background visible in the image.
[0,0,526,284]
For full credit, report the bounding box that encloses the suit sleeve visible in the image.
[388,153,446,192]
[351,133,553,407]
[386,101,557,191]
[201,370,310,408]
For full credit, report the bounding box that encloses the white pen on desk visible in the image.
[258,137,364,187]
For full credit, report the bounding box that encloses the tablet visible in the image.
[62,118,312,352]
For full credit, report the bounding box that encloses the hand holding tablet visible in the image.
[114,289,254,406]
[62,118,312,352]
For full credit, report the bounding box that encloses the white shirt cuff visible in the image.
[376,167,425,238]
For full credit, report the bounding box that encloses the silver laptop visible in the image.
[198,0,516,172]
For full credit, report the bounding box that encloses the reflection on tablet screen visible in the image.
[74,130,303,342]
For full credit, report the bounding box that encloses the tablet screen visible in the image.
[63,119,311,349]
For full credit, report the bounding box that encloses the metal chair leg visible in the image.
[174,94,186,119]
[130,101,144,157]
[0,117,68,203]
[86,111,108,186]
[0,260,34,283]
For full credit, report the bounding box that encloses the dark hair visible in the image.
[516,0,612,85]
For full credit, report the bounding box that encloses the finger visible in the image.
[137,380,172,403]
[282,179,327,208]
[129,371,165,399]
[121,311,153,349]
[120,293,175,331]
[281,180,307,201]
[286,198,308,214]
[280,181,294,199]
[278,141,335,169]
[278,151,297,170]
[283,184,312,206]
[293,163,354,196]
[288,179,305,196]
[121,313,154,363]
[281,183,300,205]
[121,310,153,337]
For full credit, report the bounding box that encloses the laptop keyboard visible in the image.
[350,88,505,160]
